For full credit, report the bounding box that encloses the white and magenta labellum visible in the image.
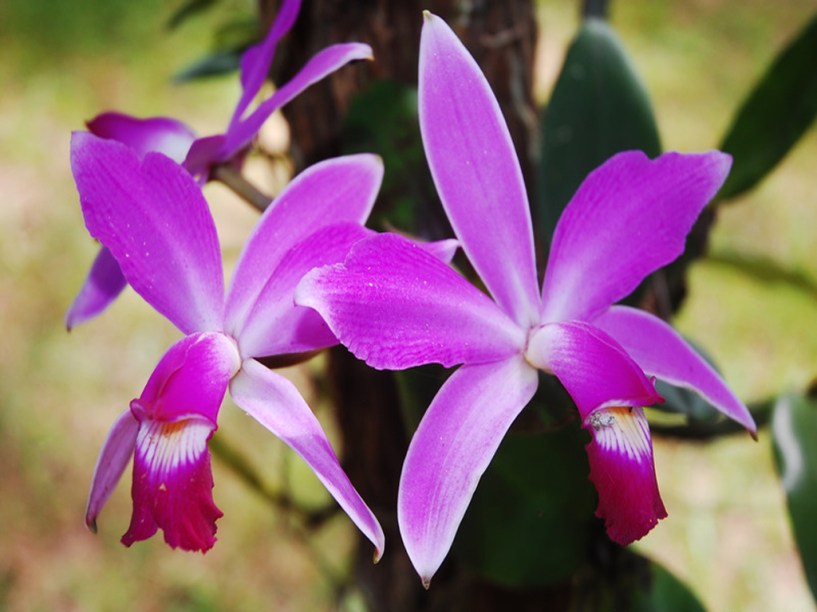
[583,405,667,545]
[122,332,240,551]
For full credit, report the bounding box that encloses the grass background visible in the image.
[1,0,816,609]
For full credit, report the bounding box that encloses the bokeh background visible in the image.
[1,0,816,609]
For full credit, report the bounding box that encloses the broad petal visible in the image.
[85,409,139,532]
[224,43,373,159]
[419,13,539,327]
[540,151,732,322]
[225,154,382,335]
[232,0,302,126]
[71,132,224,334]
[398,355,538,585]
[296,233,525,370]
[87,112,196,162]
[65,246,127,330]
[123,417,222,552]
[230,361,385,559]
[584,406,667,544]
[236,223,371,358]
[593,306,756,434]
[134,332,240,425]
[526,321,662,421]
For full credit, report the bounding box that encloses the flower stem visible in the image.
[212,164,272,212]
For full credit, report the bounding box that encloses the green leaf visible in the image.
[573,550,707,612]
[718,13,817,201]
[173,17,257,82]
[537,18,661,245]
[771,392,817,601]
[173,49,243,82]
[452,414,598,588]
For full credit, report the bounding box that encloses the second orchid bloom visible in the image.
[295,12,756,585]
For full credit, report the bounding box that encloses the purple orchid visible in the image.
[295,12,757,585]
[66,0,372,329]
[73,132,385,555]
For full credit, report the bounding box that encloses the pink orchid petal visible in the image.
[65,246,127,330]
[71,132,225,334]
[398,355,539,585]
[296,233,525,370]
[419,13,539,327]
[230,361,385,559]
[85,409,139,532]
[224,43,373,159]
[540,151,732,322]
[237,223,371,358]
[526,321,662,421]
[232,0,302,128]
[183,135,228,181]
[123,417,222,552]
[87,112,196,162]
[134,332,240,424]
[583,406,667,544]
[225,154,382,335]
[593,305,756,434]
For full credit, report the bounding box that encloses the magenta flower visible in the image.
[65,0,371,329]
[73,132,385,555]
[295,13,757,584]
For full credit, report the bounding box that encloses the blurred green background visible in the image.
[1,0,816,609]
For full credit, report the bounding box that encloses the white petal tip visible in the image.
[421,576,432,590]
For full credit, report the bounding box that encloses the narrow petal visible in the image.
[65,246,127,330]
[85,409,139,532]
[296,233,525,370]
[87,112,196,162]
[231,0,302,128]
[236,223,371,358]
[123,417,222,552]
[135,332,240,425]
[398,355,539,585]
[183,135,228,181]
[584,406,667,544]
[418,238,459,264]
[225,154,382,335]
[224,43,373,159]
[230,361,385,559]
[71,132,224,334]
[593,306,756,434]
[540,150,732,323]
[419,13,539,327]
[526,321,662,421]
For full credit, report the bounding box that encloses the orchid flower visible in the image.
[66,0,372,329]
[72,132,385,555]
[295,12,757,585]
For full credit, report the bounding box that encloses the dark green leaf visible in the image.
[452,416,597,588]
[771,392,817,601]
[537,18,661,246]
[173,17,258,82]
[174,49,243,82]
[718,13,817,201]
[573,550,707,612]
